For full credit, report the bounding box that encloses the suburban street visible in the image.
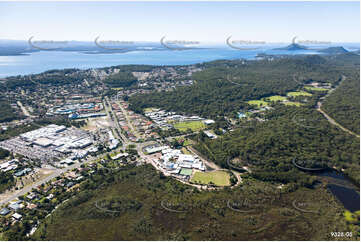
[0,153,107,206]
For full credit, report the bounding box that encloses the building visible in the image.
[204,130,218,139]
[14,168,32,177]
[145,146,169,154]
[0,208,10,216]
[60,158,74,166]
[33,137,53,147]
[203,119,215,125]
[12,213,22,220]
[238,112,247,118]
[26,193,37,200]
[8,201,23,211]
[111,153,129,160]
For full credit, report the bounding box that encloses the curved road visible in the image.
[316,75,359,138]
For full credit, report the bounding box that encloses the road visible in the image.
[117,100,140,139]
[0,97,239,206]
[188,146,220,170]
[103,97,131,148]
[316,75,359,138]
[17,101,34,118]
[105,97,129,144]
[102,99,120,140]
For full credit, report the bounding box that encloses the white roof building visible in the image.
[12,213,22,220]
[178,154,195,163]
[203,119,215,125]
[204,130,218,139]
[145,146,169,154]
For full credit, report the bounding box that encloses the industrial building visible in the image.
[0,124,96,163]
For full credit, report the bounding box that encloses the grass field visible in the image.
[173,121,206,132]
[287,91,312,97]
[190,170,230,186]
[183,139,193,146]
[304,86,329,91]
[263,95,288,102]
[247,100,269,107]
[283,101,303,107]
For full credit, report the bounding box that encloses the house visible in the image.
[238,112,247,118]
[12,213,22,220]
[0,207,10,216]
[8,202,23,211]
[26,203,37,210]
[66,182,75,188]
[26,193,37,200]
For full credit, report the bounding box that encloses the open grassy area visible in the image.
[283,101,303,107]
[246,100,269,107]
[183,139,193,146]
[190,170,230,186]
[143,107,156,113]
[304,86,329,91]
[173,121,206,132]
[287,91,312,97]
[111,87,123,91]
[263,95,288,102]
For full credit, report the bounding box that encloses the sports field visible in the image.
[247,100,269,107]
[304,86,329,91]
[287,91,312,97]
[173,121,206,132]
[264,95,288,102]
[190,170,231,186]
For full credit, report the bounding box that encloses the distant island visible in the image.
[318,46,349,54]
[273,43,309,51]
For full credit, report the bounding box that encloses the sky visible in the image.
[0,1,359,43]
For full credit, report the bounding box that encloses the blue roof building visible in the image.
[0,207,10,216]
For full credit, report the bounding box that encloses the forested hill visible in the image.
[322,71,360,134]
[128,53,360,183]
[129,55,352,118]
[194,106,360,184]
